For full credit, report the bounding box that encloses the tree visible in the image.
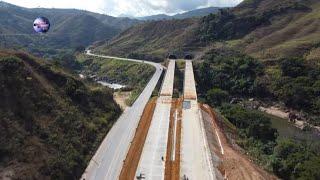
[206,88,229,106]
[272,139,316,179]
[295,157,320,180]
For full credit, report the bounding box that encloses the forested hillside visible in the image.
[0,50,121,179]
[96,0,320,64]
[94,18,200,61]
[204,0,320,62]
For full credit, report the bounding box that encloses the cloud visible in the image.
[101,0,243,17]
[3,0,243,17]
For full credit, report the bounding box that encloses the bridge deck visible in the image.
[135,61,175,180]
[181,60,215,180]
[160,60,175,97]
[183,61,197,100]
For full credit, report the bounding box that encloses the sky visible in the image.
[2,0,243,17]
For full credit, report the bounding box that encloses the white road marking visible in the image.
[135,60,176,180]
[81,51,163,180]
[181,60,216,180]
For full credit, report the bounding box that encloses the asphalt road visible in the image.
[81,51,163,180]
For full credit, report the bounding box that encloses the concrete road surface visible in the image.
[81,51,163,180]
[181,61,215,180]
[135,60,175,180]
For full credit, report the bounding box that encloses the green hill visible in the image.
[94,18,201,61]
[235,0,320,62]
[0,50,121,179]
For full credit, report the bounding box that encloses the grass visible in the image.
[243,1,320,60]
[265,66,282,79]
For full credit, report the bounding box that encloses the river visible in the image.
[97,81,126,90]
[266,114,320,145]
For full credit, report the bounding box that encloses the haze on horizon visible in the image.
[1,0,243,17]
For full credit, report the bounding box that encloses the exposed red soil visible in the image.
[119,98,157,180]
[164,98,182,180]
[200,104,278,180]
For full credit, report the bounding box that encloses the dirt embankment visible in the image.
[119,98,157,180]
[113,91,131,110]
[200,104,277,180]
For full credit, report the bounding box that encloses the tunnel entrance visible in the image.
[168,54,177,59]
[184,54,193,60]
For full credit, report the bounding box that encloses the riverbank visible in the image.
[258,106,320,134]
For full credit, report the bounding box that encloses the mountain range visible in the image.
[0,1,139,57]
[94,0,320,64]
[136,7,222,21]
[0,2,222,58]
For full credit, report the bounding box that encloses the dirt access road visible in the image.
[119,98,157,180]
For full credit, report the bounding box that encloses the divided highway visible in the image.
[135,60,176,179]
[180,61,216,180]
[81,51,163,180]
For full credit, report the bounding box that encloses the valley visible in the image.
[1,0,320,179]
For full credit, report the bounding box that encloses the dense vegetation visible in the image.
[195,46,320,179]
[0,51,121,179]
[195,47,319,124]
[219,104,320,179]
[199,9,267,42]
[77,54,155,105]
[195,48,265,100]
[268,58,320,124]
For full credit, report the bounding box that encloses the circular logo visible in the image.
[33,17,50,33]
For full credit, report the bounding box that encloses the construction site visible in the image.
[119,59,217,180]
[117,58,277,180]
[82,56,277,180]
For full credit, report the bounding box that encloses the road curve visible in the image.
[81,51,164,180]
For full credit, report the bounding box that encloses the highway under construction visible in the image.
[118,59,217,180]
[82,55,220,180]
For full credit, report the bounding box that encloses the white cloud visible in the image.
[3,0,243,17]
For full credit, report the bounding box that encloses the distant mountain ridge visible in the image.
[136,7,221,20]
[0,1,139,57]
[0,1,138,31]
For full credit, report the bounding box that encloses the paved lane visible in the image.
[180,61,215,180]
[135,60,175,180]
[81,51,163,180]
